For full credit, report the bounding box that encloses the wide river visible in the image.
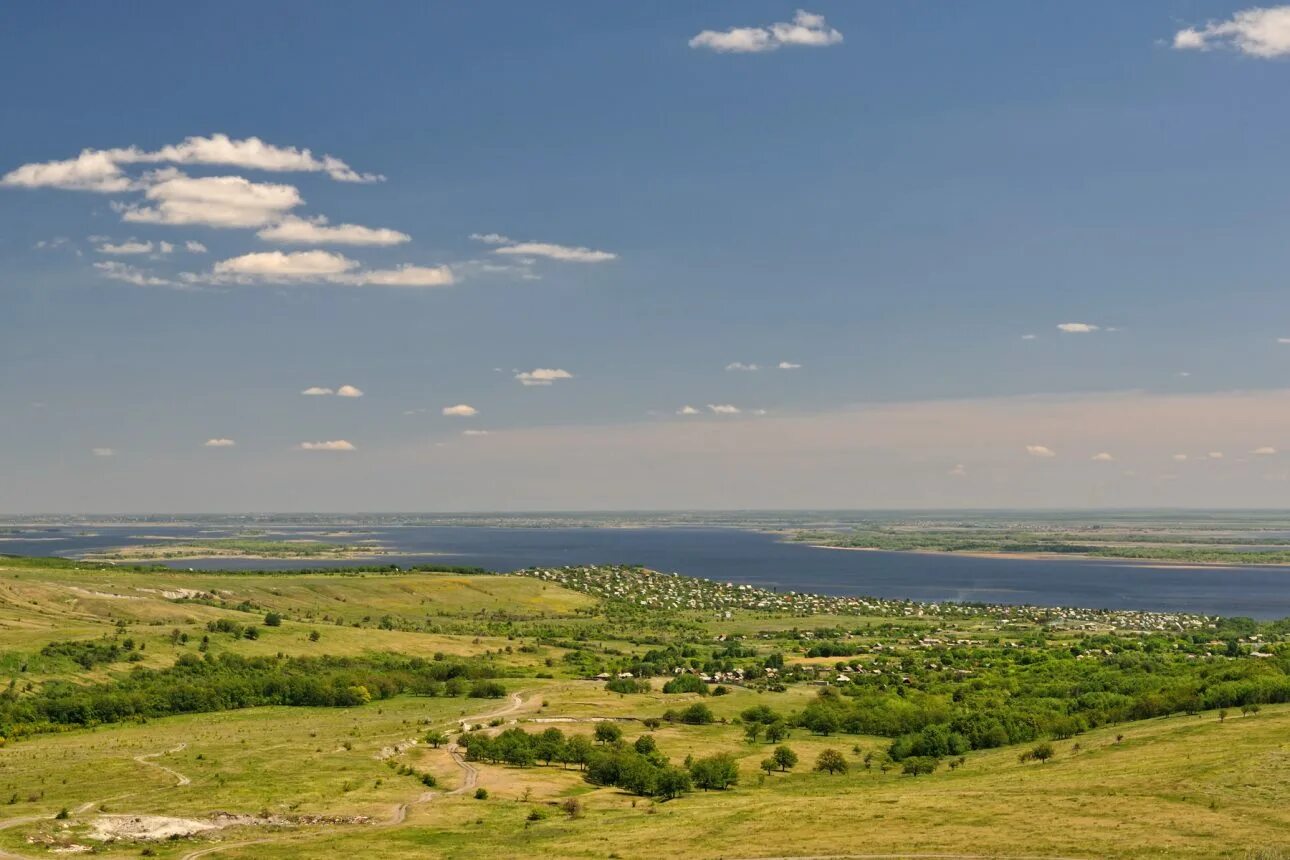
[5,524,1290,619]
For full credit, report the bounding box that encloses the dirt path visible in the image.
[179,692,531,860]
[0,742,194,860]
[135,742,191,787]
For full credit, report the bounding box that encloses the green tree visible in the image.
[773,745,798,772]
[814,748,848,775]
[594,722,623,745]
[689,753,740,790]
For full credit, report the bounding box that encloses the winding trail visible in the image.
[0,742,193,860]
[177,692,531,860]
[134,742,191,787]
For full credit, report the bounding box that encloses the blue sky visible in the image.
[5,2,1290,511]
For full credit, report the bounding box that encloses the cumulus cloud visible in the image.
[708,404,741,414]
[689,9,843,53]
[1091,452,1115,462]
[442,404,478,417]
[516,368,573,386]
[213,249,356,280]
[676,405,701,415]
[95,239,154,255]
[725,362,759,372]
[1252,446,1279,455]
[493,241,617,263]
[1056,323,1100,333]
[336,385,364,398]
[1208,451,1225,459]
[185,240,208,253]
[777,361,802,370]
[301,386,334,396]
[191,252,454,288]
[93,260,172,287]
[91,447,116,457]
[462,429,490,437]
[204,438,236,447]
[1026,445,1056,457]
[299,440,356,451]
[256,215,410,246]
[1,134,380,194]
[119,172,303,229]
[2,149,134,193]
[1173,6,1290,57]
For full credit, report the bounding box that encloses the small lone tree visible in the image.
[773,745,798,772]
[760,757,777,776]
[424,731,447,748]
[594,722,623,745]
[814,748,848,775]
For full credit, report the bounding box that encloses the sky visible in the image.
[4,2,1290,512]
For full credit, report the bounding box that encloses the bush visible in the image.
[474,788,488,800]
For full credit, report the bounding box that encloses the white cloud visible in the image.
[96,239,154,255]
[708,404,741,414]
[185,240,208,253]
[157,241,174,254]
[336,385,364,398]
[1278,338,1290,344]
[337,264,454,287]
[676,405,701,415]
[1172,453,1189,462]
[1026,444,1056,457]
[1207,451,1225,459]
[92,260,172,287]
[2,149,134,193]
[689,9,842,53]
[1174,6,1290,57]
[301,387,334,396]
[725,362,759,372]
[213,250,356,281]
[948,464,967,477]
[1252,446,1279,455]
[3,134,378,194]
[195,252,454,288]
[462,429,490,437]
[121,173,303,228]
[469,232,513,245]
[299,440,356,451]
[257,215,410,246]
[1056,322,1100,333]
[1021,334,1038,340]
[777,361,802,370]
[442,404,478,417]
[516,368,573,386]
[1091,452,1115,461]
[493,241,617,263]
[91,447,116,457]
[204,438,236,447]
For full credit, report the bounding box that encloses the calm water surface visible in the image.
[5,525,1290,619]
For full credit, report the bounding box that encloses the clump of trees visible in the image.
[662,674,708,695]
[0,652,509,740]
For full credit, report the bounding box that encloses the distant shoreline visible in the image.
[804,543,1290,570]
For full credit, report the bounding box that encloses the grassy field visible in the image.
[1,555,1288,859]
